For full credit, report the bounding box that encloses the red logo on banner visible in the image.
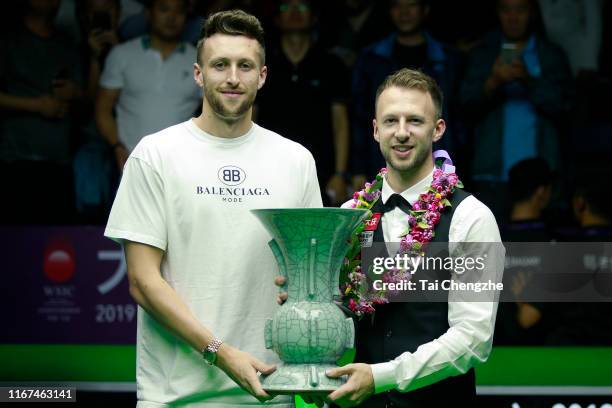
[364,213,381,231]
[43,238,76,283]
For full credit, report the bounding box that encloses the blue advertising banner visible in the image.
[1,226,135,344]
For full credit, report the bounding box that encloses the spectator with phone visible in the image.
[95,0,200,171]
[460,0,573,218]
[0,0,82,224]
[77,0,121,104]
[68,0,122,224]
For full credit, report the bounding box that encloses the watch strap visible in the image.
[202,338,223,365]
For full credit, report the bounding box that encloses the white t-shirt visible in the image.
[105,119,322,407]
[538,0,603,74]
[100,37,201,151]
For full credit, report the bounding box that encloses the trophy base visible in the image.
[261,363,346,395]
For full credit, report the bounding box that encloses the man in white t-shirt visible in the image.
[105,9,322,407]
[95,0,201,170]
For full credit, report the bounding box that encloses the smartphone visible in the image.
[91,11,112,31]
[500,43,521,64]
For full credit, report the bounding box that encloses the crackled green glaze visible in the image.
[252,208,369,394]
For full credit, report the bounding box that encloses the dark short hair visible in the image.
[375,68,443,119]
[196,9,266,66]
[509,157,553,203]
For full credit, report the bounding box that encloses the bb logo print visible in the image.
[218,165,246,186]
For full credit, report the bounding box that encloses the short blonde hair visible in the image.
[375,68,443,119]
[196,10,265,66]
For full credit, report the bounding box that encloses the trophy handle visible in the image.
[344,317,355,351]
[264,318,273,349]
[268,239,288,293]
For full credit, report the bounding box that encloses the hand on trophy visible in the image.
[325,363,375,407]
[215,343,277,402]
[274,275,288,305]
[259,210,368,397]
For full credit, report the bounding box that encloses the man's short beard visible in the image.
[204,87,255,121]
[382,132,433,175]
[384,147,427,174]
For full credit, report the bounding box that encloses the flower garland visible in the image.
[340,156,463,316]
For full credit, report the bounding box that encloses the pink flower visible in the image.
[341,163,462,316]
[428,211,440,224]
[357,301,376,314]
[363,191,375,201]
[372,297,387,305]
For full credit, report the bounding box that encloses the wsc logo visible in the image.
[218,165,246,186]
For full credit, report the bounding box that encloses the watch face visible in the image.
[203,350,216,365]
[202,338,222,365]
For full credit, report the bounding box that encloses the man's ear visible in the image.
[373,119,380,142]
[258,65,267,90]
[432,118,446,142]
[193,63,204,88]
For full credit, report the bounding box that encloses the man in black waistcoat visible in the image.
[323,68,505,407]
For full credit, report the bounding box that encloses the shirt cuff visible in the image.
[370,362,397,394]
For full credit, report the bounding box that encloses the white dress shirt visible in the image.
[345,169,505,394]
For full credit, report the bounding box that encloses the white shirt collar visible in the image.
[381,168,434,206]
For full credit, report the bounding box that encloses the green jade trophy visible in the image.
[251,208,369,394]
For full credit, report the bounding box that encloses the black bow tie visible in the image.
[381,194,412,214]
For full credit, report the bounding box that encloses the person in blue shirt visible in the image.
[350,0,464,189]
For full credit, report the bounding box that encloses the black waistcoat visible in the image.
[354,188,476,408]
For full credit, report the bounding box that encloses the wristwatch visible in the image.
[202,338,223,365]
